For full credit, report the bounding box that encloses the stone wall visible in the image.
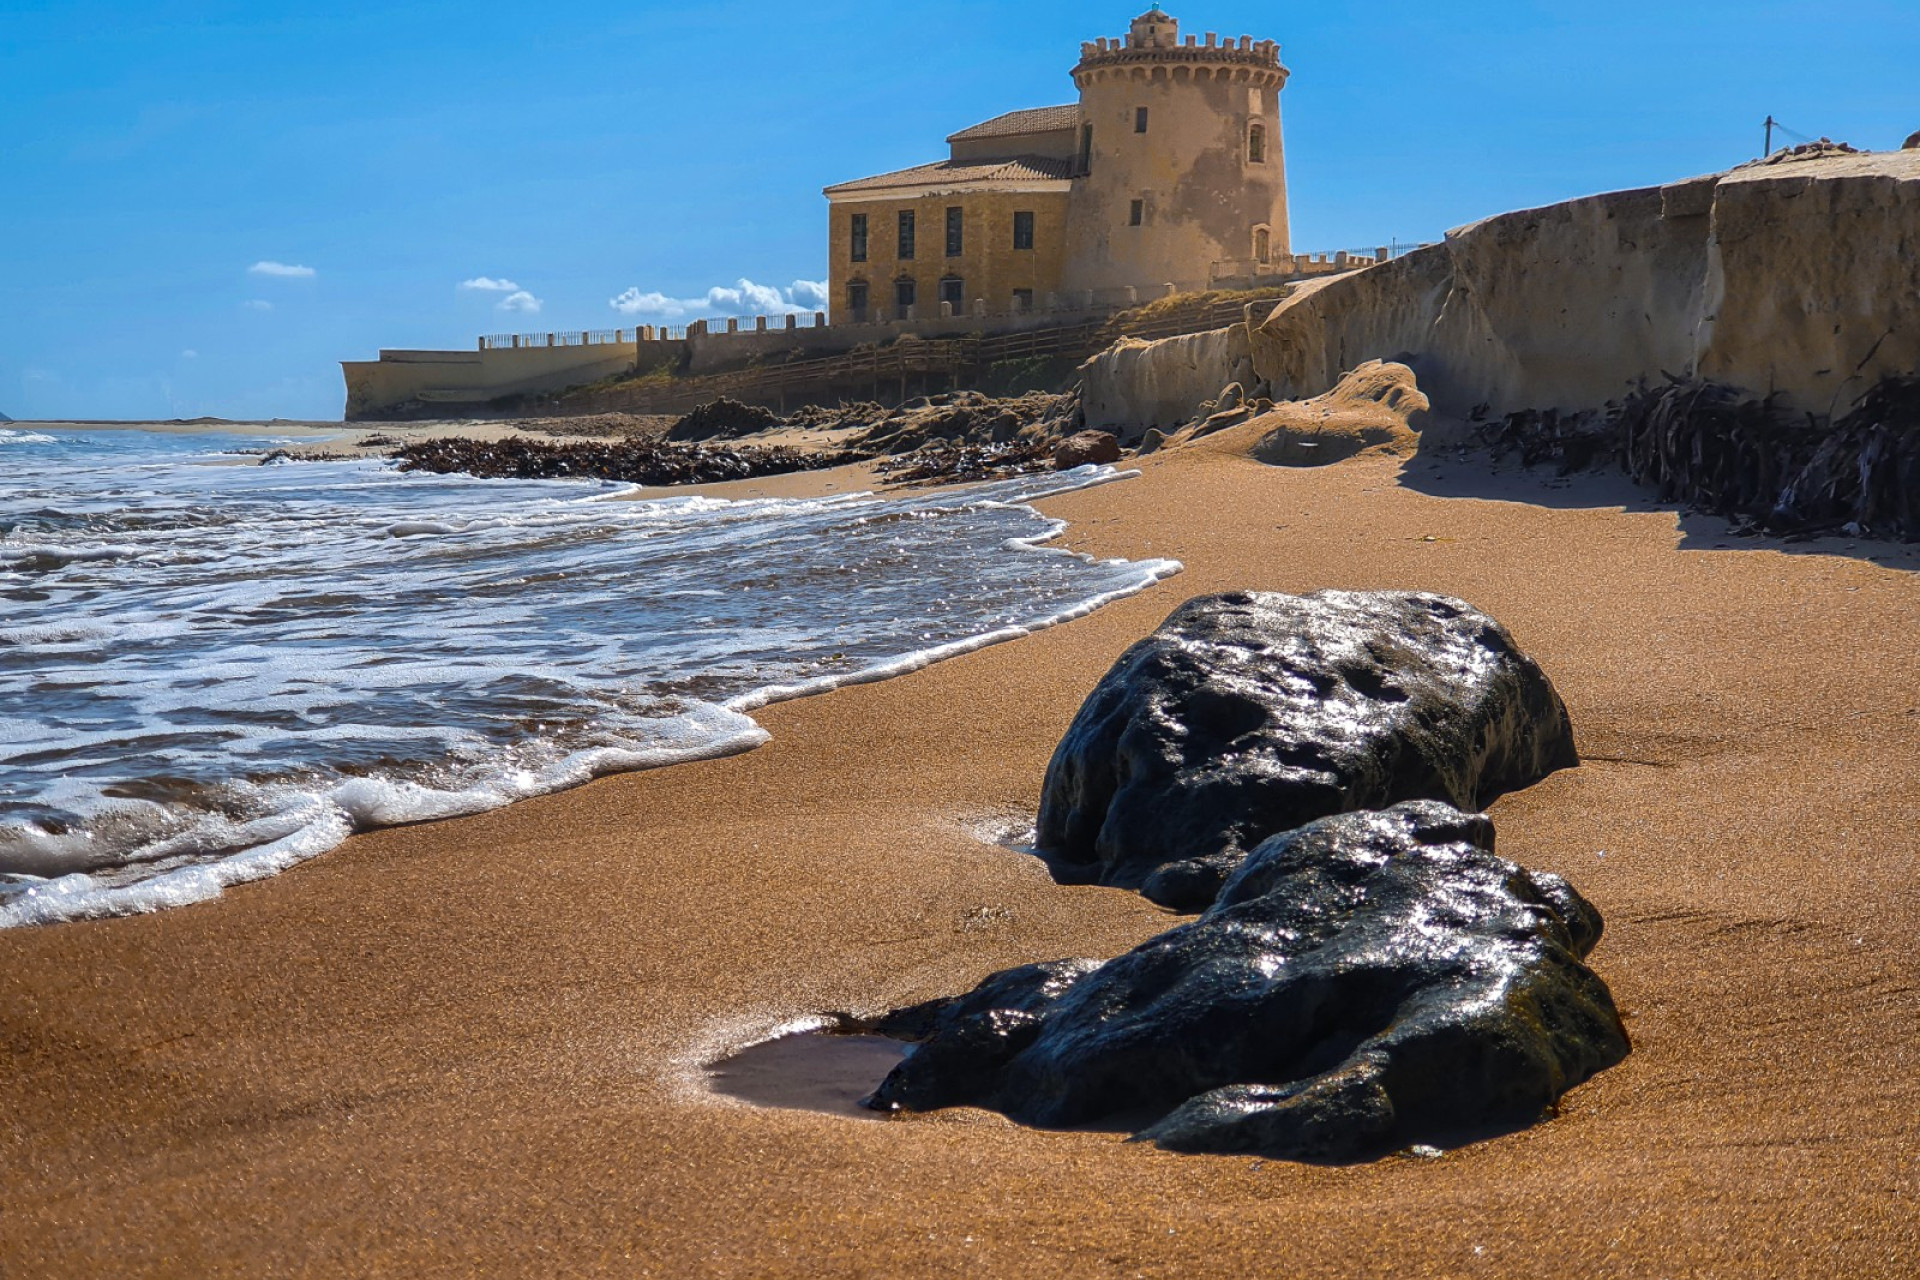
[341,339,641,419]
[827,189,1072,327]
[1063,25,1289,297]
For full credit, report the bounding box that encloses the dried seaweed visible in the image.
[1484,374,1920,541]
[390,436,865,486]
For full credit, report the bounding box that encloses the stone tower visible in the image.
[1062,9,1291,299]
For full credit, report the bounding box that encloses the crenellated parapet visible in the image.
[1073,31,1288,89]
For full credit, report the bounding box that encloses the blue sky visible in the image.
[4,0,1915,422]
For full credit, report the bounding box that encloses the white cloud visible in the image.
[460,276,521,292]
[242,299,274,311]
[610,288,688,317]
[609,278,829,320]
[788,279,830,311]
[181,349,199,359]
[497,290,542,314]
[248,261,316,278]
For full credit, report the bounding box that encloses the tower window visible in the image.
[898,210,916,259]
[849,214,868,263]
[1012,211,1035,251]
[946,207,964,257]
[1249,124,1266,164]
[1079,123,1093,174]
[1254,227,1271,263]
[1135,107,1149,134]
[1129,199,1144,227]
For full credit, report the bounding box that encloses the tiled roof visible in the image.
[825,156,1075,197]
[946,105,1081,143]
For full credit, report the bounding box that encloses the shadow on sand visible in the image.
[1396,441,1920,573]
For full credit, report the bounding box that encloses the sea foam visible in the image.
[0,430,1179,927]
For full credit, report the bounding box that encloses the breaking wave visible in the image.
[0,429,1179,926]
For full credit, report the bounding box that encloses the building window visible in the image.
[850,214,868,263]
[895,277,917,318]
[898,210,916,260]
[1254,227,1271,263]
[1012,211,1035,251]
[1012,288,1034,313]
[1079,123,1093,174]
[946,206,964,257]
[1135,107,1149,134]
[1129,199,1144,227]
[847,280,869,318]
[1249,124,1266,164]
[939,275,965,314]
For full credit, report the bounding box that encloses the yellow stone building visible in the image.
[824,8,1291,324]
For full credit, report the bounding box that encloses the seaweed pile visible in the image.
[1483,375,1920,541]
[664,398,781,442]
[1473,405,1619,474]
[390,436,864,486]
[1620,377,1920,540]
[872,439,1055,486]
[853,390,1079,454]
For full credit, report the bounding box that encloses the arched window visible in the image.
[1253,227,1272,264]
[1249,124,1266,164]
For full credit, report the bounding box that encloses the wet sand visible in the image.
[3,444,1916,1276]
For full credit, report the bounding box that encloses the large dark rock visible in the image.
[666,397,780,441]
[1037,590,1578,907]
[865,802,1629,1161]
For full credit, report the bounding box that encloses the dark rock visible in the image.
[388,435,862,486]
[1052,430,1123,469]
[666,397,780,442]
[865,801,1629,1161]
[1037,590,1578,903]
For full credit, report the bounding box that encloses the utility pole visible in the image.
[1765,115,1776,156]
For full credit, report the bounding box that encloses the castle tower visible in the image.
[1062,9,1291,299]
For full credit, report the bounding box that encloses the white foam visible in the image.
[1,449,1181,927]
[383,520,463,538]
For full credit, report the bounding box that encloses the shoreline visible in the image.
[0,456,1161,928]
[3,446,1916,1274]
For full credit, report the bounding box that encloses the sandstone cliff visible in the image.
[1079,325,1256,441]
[1252,149,1920,420]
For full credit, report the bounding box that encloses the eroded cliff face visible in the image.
[1079,325,1256,440]
[1700,154,1920,414]
[1250,149,1920,419]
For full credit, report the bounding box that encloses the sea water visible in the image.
[0,427,1180,927]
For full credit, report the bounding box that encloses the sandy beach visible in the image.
[3,443,1916,1276]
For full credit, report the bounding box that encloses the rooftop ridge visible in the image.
[946,104,1081,145]
[823,154,1077,198]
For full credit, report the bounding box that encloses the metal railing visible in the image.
[479,329,643,351]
